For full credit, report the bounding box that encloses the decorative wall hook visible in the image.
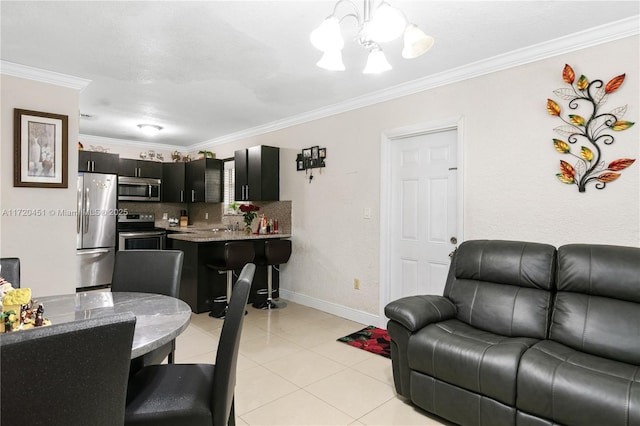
[547,64,635,192]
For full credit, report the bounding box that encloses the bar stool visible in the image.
[206,242,255,318]
[253,239,291,310]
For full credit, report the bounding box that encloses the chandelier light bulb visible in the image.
[310,16,344,52]
[363,47,392,74]
[137,124,163,137]
[369,2,407,43]
[402,24,434,59]
[316,49,345,71]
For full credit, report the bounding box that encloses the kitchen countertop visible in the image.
[161,225,291,243]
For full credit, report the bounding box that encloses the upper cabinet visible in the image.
[78,151,119,174]
[162,162,186,203]
[185,158,223,203]
[235,145,279,201]
[119,158,163,179]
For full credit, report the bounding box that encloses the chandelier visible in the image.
[310,0,434,74]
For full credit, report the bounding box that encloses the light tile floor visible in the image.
[175,300,449,426]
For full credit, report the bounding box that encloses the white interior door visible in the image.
[388,128,458,301]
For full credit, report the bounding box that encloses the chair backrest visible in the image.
[444,240,557,339]
[0,257,20,288]
[223,242,255,270]
[265,239,292,265]
[111,250,183,297]
[0,312,136,426]
[551,244,640,365]
[211,263,255,426]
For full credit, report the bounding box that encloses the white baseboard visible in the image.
[279,289,387,328]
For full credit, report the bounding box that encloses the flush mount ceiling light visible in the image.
[310,0,434,74]
[137,124,163,137]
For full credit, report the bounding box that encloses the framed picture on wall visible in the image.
[311,146,319,159]
[319,148,326,158]
[302,148,312,158]
[296,154,305,171]
[14,109,68,188]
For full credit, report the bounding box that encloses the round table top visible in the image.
[36,291,191,359]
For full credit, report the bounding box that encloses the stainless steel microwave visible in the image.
[118,176,161,201]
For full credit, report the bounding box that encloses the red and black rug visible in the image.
[337,326,391,359]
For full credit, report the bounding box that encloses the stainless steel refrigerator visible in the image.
[77,172,117,289]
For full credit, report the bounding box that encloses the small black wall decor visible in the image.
[296,146,326,183]
[547,64,635,192]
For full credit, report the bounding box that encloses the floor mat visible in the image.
[337,326,391,359]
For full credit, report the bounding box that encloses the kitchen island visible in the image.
[165,226,291,313]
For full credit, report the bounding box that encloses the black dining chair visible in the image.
[0,312,136,426]
[124,263,255,426]
[0,257,20,288]
[111,249,184,366]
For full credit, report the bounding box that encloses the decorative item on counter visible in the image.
[179,209,189,227]
[168,217,179,227]
[227,201,240,215]
[198,150,215,159]
[239,204,260,235]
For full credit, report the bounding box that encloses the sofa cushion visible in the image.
[445,240,556,339]
[552,244,640,365]
[517,339,640,426]
[408,318,539,406]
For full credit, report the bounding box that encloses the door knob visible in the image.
[450,237,457,244]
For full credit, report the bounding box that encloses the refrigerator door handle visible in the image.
[77,186,82,234]
[84,188,90,234]
[78,249,110,255]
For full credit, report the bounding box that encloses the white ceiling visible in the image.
[1,1,638,148]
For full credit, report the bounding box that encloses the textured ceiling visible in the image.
[1,1,638,147]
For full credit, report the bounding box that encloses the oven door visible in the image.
[118,231,166,251]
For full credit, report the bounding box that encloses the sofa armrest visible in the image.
[385,295,457,332]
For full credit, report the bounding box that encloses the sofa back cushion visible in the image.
[444,240,556,339]
[551,244,640,365]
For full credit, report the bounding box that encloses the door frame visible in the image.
[379,117,465,324]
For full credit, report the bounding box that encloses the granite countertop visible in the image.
[163,226,291,242]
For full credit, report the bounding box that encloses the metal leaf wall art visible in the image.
[547,64,635,192]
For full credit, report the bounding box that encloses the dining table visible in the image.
[34,291,191,359]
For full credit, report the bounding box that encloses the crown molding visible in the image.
[0,60,92,91]
[79,134,186,153]
[196,15,639,148]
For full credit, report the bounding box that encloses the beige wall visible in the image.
[1,75,80,296]
[201,36,640,322]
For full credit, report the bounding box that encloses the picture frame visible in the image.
[302,148,312,158]
[14,109,68,188]
[296,154,305,171]
[319,147,326,158]
[311,146,319,159]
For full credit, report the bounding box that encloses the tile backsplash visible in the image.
[120,200,291,234]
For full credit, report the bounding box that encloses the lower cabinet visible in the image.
[170,239,278,313]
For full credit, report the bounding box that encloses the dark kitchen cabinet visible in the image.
[78,151,119,173]
[119,158,163,178]
[235,145,279,201]
[185,158,223,203]
[162,162,186,202]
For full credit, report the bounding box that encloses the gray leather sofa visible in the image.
[385,240,640,426]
